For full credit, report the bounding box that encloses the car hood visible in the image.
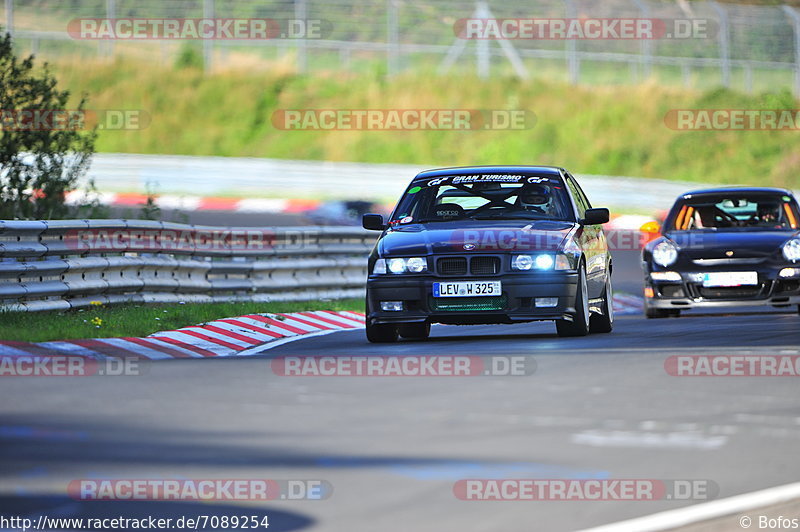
[666,230,799,258]
[378,219,576,256]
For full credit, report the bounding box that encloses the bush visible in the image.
[0,31,97,219]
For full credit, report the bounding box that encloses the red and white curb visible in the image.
[0,299,644,360]
[65,191,399,215]
[65,192,324,214]
[0,311,365,360]
[613,293,644,315]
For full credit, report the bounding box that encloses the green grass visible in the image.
[0,299,363,343]
[43,56,800,190]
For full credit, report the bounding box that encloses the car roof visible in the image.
[413,165,564,181]
[680,186,795,198]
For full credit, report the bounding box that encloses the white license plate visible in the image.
[433,281,502,298]
[702,272,758,287]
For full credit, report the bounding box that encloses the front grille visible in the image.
[697,285,764,299]
[776,280,800,293]
[437,257,467,275]
[658,285,685,298]
[429,295,507,312]
[470,256,500,275]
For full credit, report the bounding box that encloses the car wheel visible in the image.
[398,322,430,340]
[645,307,681,319]
[589,273,614,334]
[556,264,590,337]
[366,321,398,343]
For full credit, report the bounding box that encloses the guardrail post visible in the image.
[711,2,731,88]
[295,0,307,73]
[203,0,214,73]
[784,6,800,98]
[4,0,13,39]
[387,0,399,76]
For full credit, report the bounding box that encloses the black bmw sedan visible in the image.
[643,187,800,318]
[361,166,612,342]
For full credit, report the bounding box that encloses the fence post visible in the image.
[105,0,116,58]
[387,0,399,76]
[711,2,730,88]
[475,2,489,79]
[295,0,307,73]
[4,0,12,38]
[565,0,578,84]
[203,0,214,73]
[784,6,800,98]
[632,0,652,81]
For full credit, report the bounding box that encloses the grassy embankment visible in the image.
[0,299,362,342]
[46,57,800,193]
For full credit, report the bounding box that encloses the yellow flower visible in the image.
[91,317,103,327]
[90,301,103,306]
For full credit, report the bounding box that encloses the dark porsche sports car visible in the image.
[642,187,800,318]
[361,166,612,342]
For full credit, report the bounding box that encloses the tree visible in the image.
[0,30,97,220]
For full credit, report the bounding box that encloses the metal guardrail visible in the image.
[0,220,376,312]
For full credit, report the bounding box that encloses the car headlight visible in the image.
[406,257,427,273]
[652,240,679,267]
[376,257,428,274]
[782,238,800,262]
[387,258,407,274]
[512,255,534,271]
[512,254,558,271]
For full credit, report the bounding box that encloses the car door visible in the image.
[565,173,607,299]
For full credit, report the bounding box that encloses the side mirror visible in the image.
[362,213,386,231]
[581,208,610,225]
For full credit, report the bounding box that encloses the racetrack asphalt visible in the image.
[2,221,799,531]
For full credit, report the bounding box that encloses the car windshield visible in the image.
[670,193,800,231]
[390,174,573,224]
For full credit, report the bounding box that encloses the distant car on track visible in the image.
[642,187,800,318]
[361,166,612,342]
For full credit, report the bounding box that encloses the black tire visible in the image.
[398,322,430,340]
[589,273,614,334]
[556,265,590,337]
[366,322,398,343]
[645,307,681,319]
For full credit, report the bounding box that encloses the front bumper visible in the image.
[367,272,578,325]
[645,268,800,310]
